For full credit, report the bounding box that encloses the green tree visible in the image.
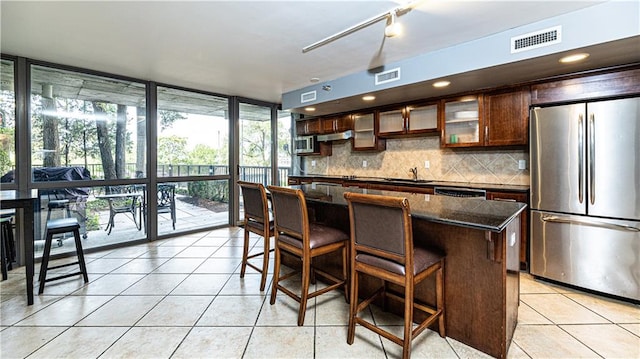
[158,136,189,166]
[241,119,270,166]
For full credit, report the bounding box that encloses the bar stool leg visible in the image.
[72,228,89,283]
[38,229,55,294]
[1,227,7,280]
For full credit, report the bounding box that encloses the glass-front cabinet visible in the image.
[379,102,439,138]
[352,112,385,151]
[441,95,483,147]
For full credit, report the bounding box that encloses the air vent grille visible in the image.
[375,67,401,85]
[300,90,316,103]
[511,26,561,53]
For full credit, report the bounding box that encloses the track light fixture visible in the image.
[302,0,422,53]
[384,11,402,37]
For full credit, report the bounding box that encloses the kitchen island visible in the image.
[294,184,526,359]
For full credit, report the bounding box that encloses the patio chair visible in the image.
[103,185,143,235]
[157,184,176,229]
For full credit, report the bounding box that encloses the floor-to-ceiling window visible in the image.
[28,64,148,256]
[1,54,290,262]
[277,108,293,185]
[0,59,16,185]
[156,86,231,235]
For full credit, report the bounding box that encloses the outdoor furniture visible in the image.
[98,185,143,235]
[238,181,274,291]
[267,185,349,326]
[344,192,446,359]
[157,184,176,229]
[38,217,89,294]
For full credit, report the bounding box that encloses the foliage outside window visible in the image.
[30,65,146,180]
[0,59,16,179]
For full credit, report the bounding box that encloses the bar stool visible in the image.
[267,185,349,326]
[38,217,89,294]
[238,181,275,291]
[344,192,445,359]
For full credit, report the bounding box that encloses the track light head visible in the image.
[384,12,402,37]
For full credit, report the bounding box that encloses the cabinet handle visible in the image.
[484,125,488,143]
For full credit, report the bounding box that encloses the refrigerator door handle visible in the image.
[589,113,596,205]
[578,114,584,204]
[541,215,640,232]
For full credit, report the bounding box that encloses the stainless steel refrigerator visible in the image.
[530,97,640,301]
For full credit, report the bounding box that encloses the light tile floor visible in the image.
[1,227,639,358]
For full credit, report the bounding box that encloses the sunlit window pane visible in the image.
[30,65,147,180]
[156,87,229,177]
[0,59,16,182]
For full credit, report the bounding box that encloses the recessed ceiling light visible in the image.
[310,77,320,83]
[362,95,376,101]
[305,107,316,112]
[559,53,590,63]
[433,80,450,88]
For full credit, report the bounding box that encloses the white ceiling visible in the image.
[0,1,634,111]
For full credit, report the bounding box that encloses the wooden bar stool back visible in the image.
[344,192,445,359]
[267,185,349,326]
[38,217,89,294]
[238,181,275,291]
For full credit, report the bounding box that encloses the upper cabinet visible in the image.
[440,88,529,148]
[379,102,439,138]
[441,95,483,147]
[483,87,530,146]
[352,112,386,151]
[321,114,353,134]
[295,118,321,136]
[531,68,640,105]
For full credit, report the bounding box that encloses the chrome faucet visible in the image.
[410,167,418,181]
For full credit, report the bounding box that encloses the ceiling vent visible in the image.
[511,25,562,53]
[375,67,401,85]
[300,90,317,103]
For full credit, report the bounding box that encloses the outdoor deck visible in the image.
[37,193,230,258]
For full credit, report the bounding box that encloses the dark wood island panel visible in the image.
[297,185,524,359]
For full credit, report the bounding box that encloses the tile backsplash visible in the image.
[302,137,530,186]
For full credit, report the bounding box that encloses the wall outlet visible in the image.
[362,160,367,168]
[518,160,526,170]
[311,160,316,167]
[424,160,430,169]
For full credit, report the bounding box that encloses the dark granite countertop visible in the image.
[289,175,529,193]
[295,184,527,232]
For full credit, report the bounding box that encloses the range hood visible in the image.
[317,130,354,142]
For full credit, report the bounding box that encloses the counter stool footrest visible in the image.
[43,270,87,283]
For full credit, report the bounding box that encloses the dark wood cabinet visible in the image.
[487,190,529,269]
[321,114,352,134]
[440,89,529,148]
[295,118,321,136]
[531,67,640,105]
[483,87,530,146]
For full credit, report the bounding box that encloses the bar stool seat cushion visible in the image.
[278,223,348,250]
[46,217,80,231]
[356,246,445,276]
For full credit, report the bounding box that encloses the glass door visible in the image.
[238,102,272,221]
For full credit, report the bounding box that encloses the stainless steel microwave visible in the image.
[294,135,316,154]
